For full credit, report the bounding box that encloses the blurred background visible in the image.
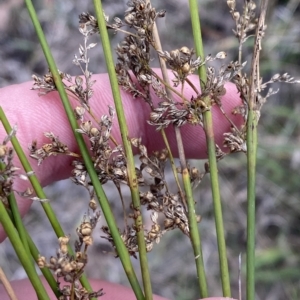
[1,0,300,299]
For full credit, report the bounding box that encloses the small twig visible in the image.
[0,267,18,300]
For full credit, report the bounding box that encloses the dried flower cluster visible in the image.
[107,0,251,167]
[225,0,300,157]
[101,214,162,259]
[2,1,300,300]
[113,2,166,107]
[31,1,206,257]
[0,128,18,207]
[227,0,299,136]
[72,107,129,191]
[95,137,201,257]
[227,0,258,44]
[38,206,103,300]
[28,0,300,276]
[29,132,77,166]
[32,13,97,115]
[29,0,247,260]
[131,138,194,236]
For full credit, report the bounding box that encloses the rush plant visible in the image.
[0,1,299,300]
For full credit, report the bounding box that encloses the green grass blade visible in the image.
[246,112,257,300]
[182,173,208,297]
[23,1,144,298]
[0,106,74,274]
[151,17,208,298]
[0,200,51,300]
[4,190,60,297]
[188,0,231,296]
[92,1,152,298]
[0,160,32,263]
[0,107,66,238]
[246,2,269,299]
[25,231,61,298]
[7,192,33,262]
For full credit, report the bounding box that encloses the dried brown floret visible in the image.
[38,210,101,299]
[29,132,76,165]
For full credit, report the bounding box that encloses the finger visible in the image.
[0,277,169,300]
[0,70,243,241]
[1,70,243,183]
[0,277,238,300]
[200,298,237,300]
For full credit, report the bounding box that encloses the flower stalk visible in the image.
[246,1,269,300]
[24,0,144,298]
[150,8,208,297]
[0,200,51,300]
[93,1,152,298]
[188,0,231,296]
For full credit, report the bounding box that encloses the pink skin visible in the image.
[0,70,241,299]
[0,277,237,300]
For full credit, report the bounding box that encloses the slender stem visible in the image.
[246,107,257,300]
[188,1,207,85]
[204,110,231,296]
[8,192,33,263]
[150,19,188,211]
[148,69,190,103]
[160,130,186,211]
[182,171,208,297]
[0,162,32,264]
[246,2,269,300]
[189,0,231,296]
[25,1,144,298]
[7,199,59,296]
[0,200,51,300]
[0,106,91,295]
[0,107,65,240]
[25,232,61,298]
[0,267,18,300]
[0,161,59,297]
[94,1,151,299]
[151,8,208,297]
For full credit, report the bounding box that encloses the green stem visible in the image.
[0,200,51,300]
[246,108,257,300]
[189,0,207,85]
[151,11,208,297]
[0,169,58,297]
[0,162,32,263]
[93,1,151,299]
[182,172,208,297]
[0,107,65,242]
[24,1,144,298]
[160,130,186,208]
[26,232,61,298]
[204,112,231,297]
[189,0,231,296]
[8,192,33,264]
[246,2,269,299]
[176,129,208,297]
[0,106,91,294]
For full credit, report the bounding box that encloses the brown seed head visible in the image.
[89,198,97,211]
[0,145,7,158]
[80,222,93,236]
[37,255,47,268]
[83,235,93,246]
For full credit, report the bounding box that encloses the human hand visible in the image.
[0,276,237,300]
[0,70,242,299]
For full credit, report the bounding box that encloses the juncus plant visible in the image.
[0,0,299,300]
